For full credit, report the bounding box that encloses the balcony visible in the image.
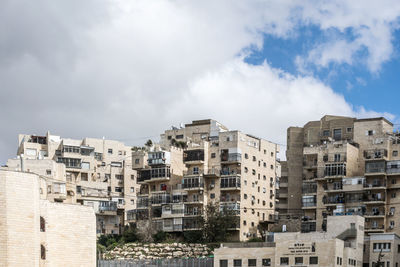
[147,151,169,165]
[387,161,400,175]
[324,163,346,177]
[363,196,385,204]
[203,168,221,177]
[363,181,386,189]
[182,177,204,190]
[183,149,204,164]
[302,183,317,194]
[365,224,385,232]
[365,161,386,175]
[138,167,171,183]
[135,196,149,209]
[364,149,388,161]
[126,209,149,221]
[220,176,241,190]
[151,193,171,205]
[220,202,240,215]
[220,150,242,163]
[98,201,118,215]
[364,211,385,218]
[162,204,185,218]
[323,196,345,206]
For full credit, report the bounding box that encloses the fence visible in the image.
[98,258,213,267]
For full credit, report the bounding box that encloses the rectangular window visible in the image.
[280,257,289,265]
[233,259,242,267]
[115,187,123,193]
[220,260,228,267]
[323,130,330,136]
[81,173,88,181]
[262,258,271,266]
[394,151,399,157]
[347,127,352,133]
[248,259,256,266]
[295,257,303,265]
[309,256,318,265]
[81,162,90,170]
[333,128,342,140]
[108,148,113,154]
[211,153,216,158]
[176,135,184,139]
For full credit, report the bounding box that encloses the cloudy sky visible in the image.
[1,0,400,164]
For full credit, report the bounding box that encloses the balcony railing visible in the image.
[183,149,204,162]
[366,161,386,174]
[387,161,400,174]
[221,152,242,162]
[324,163,346,177]
[220,176,241,189]
[99,201,118,212]
[364,149,388,160]
[182,177,204,189]
[151,193,171,205]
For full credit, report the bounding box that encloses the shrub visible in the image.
[153,231,170,243]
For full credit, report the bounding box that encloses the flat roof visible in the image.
[355,117,393,126]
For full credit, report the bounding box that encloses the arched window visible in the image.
[40,217,45,232]
[41,245,46,260]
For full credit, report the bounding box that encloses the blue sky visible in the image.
[246,27,400,125]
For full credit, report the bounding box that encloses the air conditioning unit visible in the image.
[209,184,215,189]
[388,212,394,216]
[365,218,370,222]
[389,225,394,229]
[199,190,203,195]
[328,179,333,183]
[339,193,344,197]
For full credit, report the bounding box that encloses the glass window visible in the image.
[220,260,228,267]
[280,257,289,265]
[295,257,303,265]
[233,259,242,267]
[248,259,257,266]
[262,258,271,266]
[309,256,318,265]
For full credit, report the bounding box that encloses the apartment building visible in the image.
[129,119,280,241]
[281,115,400,236]
[7,132,139,235]
[214,215,365,267]
[0,170,96,267]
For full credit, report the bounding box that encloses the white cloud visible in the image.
[297,0,400,72]
[0,0,398,163]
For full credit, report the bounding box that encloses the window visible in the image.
[248,259,257,266]
[41,245,46,260]
[347,127,352,133]
[108,148,113,154]
[263,175,266,180]
[280,257,289,265]
[233,259,242,266]
[220,260,228,267]
[309,256,318,265]
[262,258,271,266]
[245,153,249,159]
[295,257,303,265]
[115,187,123,193]
[131,175,135,180]
[130,199,134,205]
[244,194,248,199]
[270,165,273,170]
[135,158,140,164]
[323,130,330,136]
[118,150,123,155]
[130,187,135,193]
[244,167,248,173]
[116,174,124,180]
[394,151,399,157]
[243,220,247,225]
[333,129,342,140]
[271,152,274,157]
[46,169,51,175]
[210,193,215,199]
[368,130,374,136]
[252,169,256,175]
[176,134,184,139]
[40,217,45,232]
[251,222,255,227]
[263,162,266,167]
[392,193,397,198]
[252,156,256,161]
[211,153,216,158]
[334,154,341,162]
[81,173,88,181]
[167,135,172,140]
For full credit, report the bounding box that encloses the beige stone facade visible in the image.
[214,215,365,267]
[129,119,280,241]
[7,132,138,235]
[0,170,96,267]
[281,115,400,237]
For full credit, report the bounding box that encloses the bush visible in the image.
[122,225,139,243]
[97,234,121,248]
[183,230,203,243]
[153,231,170,243]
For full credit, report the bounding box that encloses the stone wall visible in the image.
[103,243,212,260]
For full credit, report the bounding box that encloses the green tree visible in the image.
[145,139,153,147]
[200,203,238,243]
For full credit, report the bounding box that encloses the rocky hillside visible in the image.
[103,243,212,260]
